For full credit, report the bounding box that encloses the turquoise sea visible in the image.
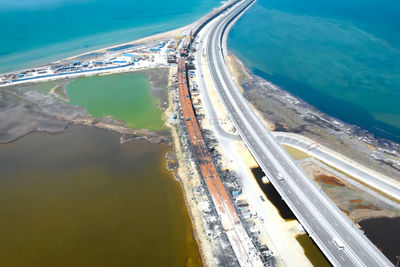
[229,0,400,142]
[0,0,220,73]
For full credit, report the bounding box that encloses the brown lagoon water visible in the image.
[0,125,202,267]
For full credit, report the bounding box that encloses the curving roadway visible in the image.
[197,0,394,266]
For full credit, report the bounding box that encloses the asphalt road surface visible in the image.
[274,133,400,201]
[198,0,394,266]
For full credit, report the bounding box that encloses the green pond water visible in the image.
[0,125,202,267]
[66,73,165,130]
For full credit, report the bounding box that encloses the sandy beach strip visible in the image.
[60,26,189,63]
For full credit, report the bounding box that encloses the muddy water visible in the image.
[251,167,295,220]
[0,125,202,267]
[251,167,331,266]
[359,217,400,264]
[295,234,331,267]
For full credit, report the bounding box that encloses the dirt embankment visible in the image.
[315,174,345,187]
[299,160,400,222]
[0,68,171,145]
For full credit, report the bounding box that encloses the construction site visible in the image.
[171,4,274,263]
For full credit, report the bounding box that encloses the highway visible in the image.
[197,0,394,266]
[273,132,400,202]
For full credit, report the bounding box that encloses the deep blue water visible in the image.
[229,0,400,142]
[0,0,220,73]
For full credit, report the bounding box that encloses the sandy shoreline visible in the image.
[61,26,188,63]
[0,25,188,80]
